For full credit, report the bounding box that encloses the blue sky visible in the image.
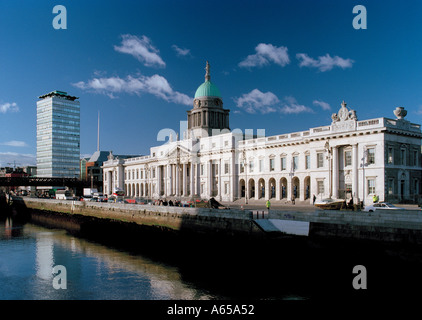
[1,0,422,167]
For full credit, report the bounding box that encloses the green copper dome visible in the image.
[194,80,221,99]
[194,61,221,99]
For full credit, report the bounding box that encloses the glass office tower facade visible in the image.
[36,91,80,178]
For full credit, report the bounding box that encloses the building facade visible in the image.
[37,90,80,178]
[102,63,422,204]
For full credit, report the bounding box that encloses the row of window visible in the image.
[387,147,419,166]
[240,148,377,173]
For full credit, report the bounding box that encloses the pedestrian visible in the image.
[313,194,316,205]
[266,199,271,213]
[372,194,379,203]
[292,196,295,205]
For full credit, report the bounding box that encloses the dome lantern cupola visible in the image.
[187,61,230,138]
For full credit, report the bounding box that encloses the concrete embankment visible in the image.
[7,197,422,245]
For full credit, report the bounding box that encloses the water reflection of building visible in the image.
[35,233,55,280]
[103,62,422,204]
[28,223,212,299]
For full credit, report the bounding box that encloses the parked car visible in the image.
[363,202,403,212]
[97,195,108,202]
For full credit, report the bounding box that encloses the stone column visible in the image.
[117,165,124,190]
[182,163,187,197]
[175,164,180,196]
[196,163,201,195]
[230,151,236,202]
[208,160,213,197]
[332,146,338,199]
[265,179,269,201]
[167,164,171,196]
[218,159,222,201]
[352,144,359,200]
[287,178,292,201]
[157,165,161,197]
[107,171,112,195]
[190,163,194,196]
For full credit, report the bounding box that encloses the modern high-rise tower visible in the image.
[36,90,80,178]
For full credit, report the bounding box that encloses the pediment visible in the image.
[166,145,192,159]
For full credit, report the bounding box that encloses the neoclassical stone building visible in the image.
[102,62,422,204]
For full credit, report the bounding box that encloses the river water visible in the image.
[2,214,422,300]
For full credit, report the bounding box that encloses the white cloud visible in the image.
[73,74,192,106]
[0,152,36,167]
[280,96,314,114]
[172,45,191,57]
[1,140,28,147]
[235,89,280,114]
[114,34,166,68]
[239,43,290,68]
[0,102,19,113]
[296,53,354,72]
[313,100,331,110]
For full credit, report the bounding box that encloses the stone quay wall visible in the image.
[14,197,263,237]
[10,197,422,244]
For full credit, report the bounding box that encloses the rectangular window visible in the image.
[200,183,204,194]
[240,163,244,173]
[345,151,352,167]
[388,147,394,164]
[281,157,286,170]
[413,150,418,167]
[400,149,406,166]
[305,155,310,170]
[200,164,204,175]
[225,182,229,194]
[259,159,263,172]
[270,158,275,171]
[249,160,254,173]
[317,153,324,168]
[224,162,229,174]
[367,179,375,194]
[388,178,394,195]
[293,156,299,170]
[317,180,324,195]
[367,148,375,165]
